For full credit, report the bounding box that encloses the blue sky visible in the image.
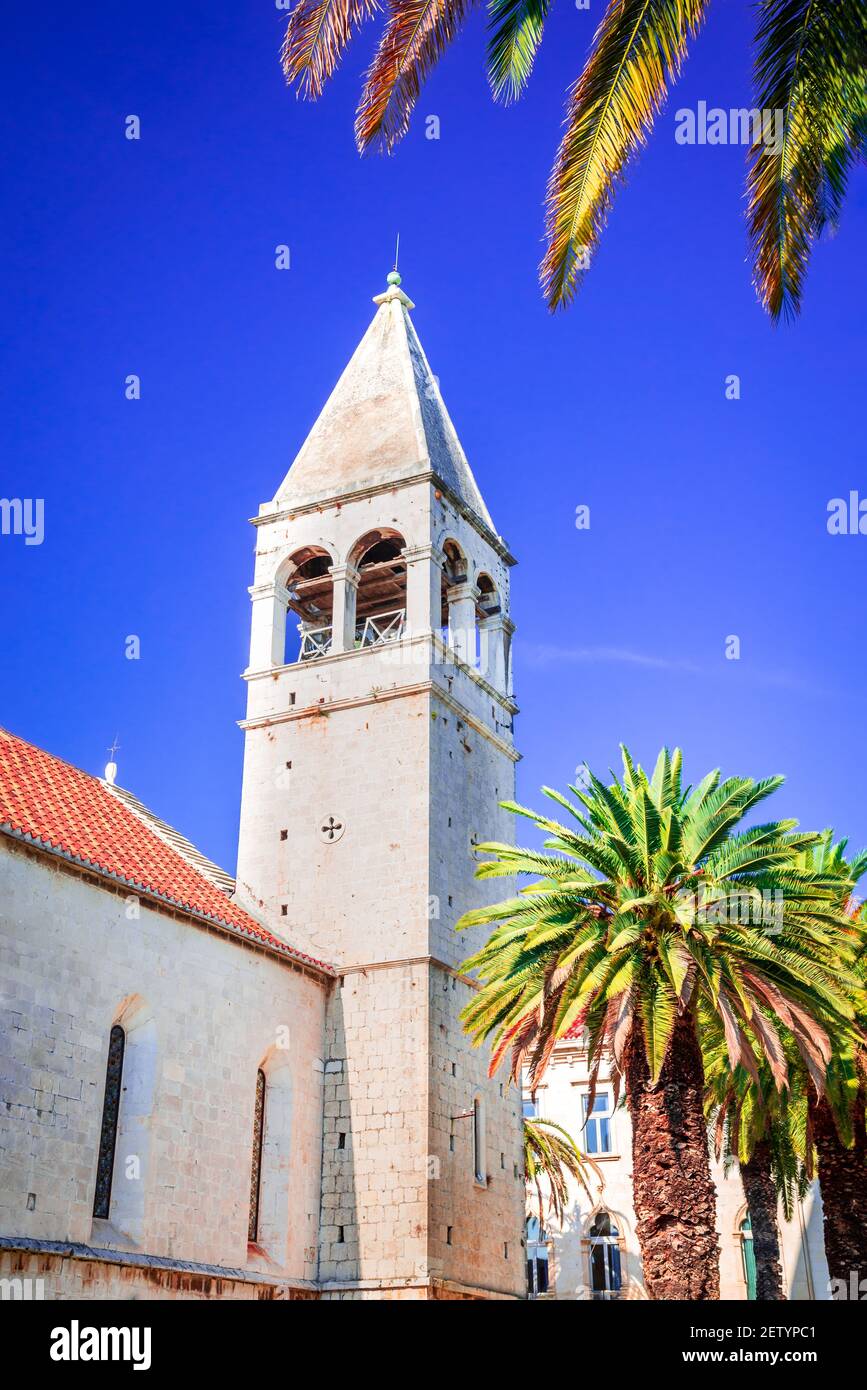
[2,1,865,872]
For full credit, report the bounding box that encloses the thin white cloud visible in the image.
[522,644,704,674]
[519,643,828,696]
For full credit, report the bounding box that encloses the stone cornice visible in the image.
[239,674,520,763]
[243,633,518,716]
[251,468,517,566]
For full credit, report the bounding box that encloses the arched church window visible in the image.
[588,1211,623,1299]
[93,1025,125,1219]
[248,1069,266,1243]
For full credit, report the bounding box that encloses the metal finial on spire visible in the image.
[387,233,402,287]
[374,239,413,307]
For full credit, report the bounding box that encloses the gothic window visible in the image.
[93,1024,125,1219]
[588,1211,623,1299]
[248,1069,266,1242]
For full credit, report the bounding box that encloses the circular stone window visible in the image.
[319,815,345,843]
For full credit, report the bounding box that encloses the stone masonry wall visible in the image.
[318,963,429,1291]
[0,841,327,1292]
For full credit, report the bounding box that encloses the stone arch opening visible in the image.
[439,539,478,666]
[439,539,468,627]
[281,545,335,663]
[476,572,499,619]
[348,529,407,649]
[476,571,510,691]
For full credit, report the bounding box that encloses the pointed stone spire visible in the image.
[271,272,495,531]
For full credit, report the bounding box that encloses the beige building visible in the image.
[0,272,525,1301]
[524,1030,831,1301]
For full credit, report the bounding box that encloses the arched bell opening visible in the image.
[350,530,407,649]
[476,572,508,691]
[282,546,334,663]
[439,539,468,630]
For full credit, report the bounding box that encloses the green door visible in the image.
[740,1216,757,1300]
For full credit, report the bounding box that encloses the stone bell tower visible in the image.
[235,272,525,1299]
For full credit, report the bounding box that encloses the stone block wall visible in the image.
[0,841,327,1291]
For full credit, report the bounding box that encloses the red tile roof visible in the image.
[0,728,331,975]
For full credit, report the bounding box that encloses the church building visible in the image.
[0,273,526,1300]
[0,274,829,1303]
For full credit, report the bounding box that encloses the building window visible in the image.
[526,1216,550,1298]
[248,1069,266,1242]
[582,1090,613,1155]
[740,1214,757,1300]
[588,1211,622,1299]
[93,1024,125,1219]
[522,1091,540,1120]
[473,1096,486,1184]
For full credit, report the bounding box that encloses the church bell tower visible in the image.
[235,272,525,1299]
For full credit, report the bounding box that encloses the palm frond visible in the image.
[281,0,380,100]
[541,0,710,308]
[487,0,553,104]
[524,1116,602,1225]
[747,0,867,320]
[355,0,478,153]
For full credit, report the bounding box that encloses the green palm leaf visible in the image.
[487,0,552,104]
[748,0,867,320]
[524,1116,601,1225]
[540,0,711,308]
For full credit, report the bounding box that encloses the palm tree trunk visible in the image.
[810,1087,867,1290]
[740,1140,785,1300]
[624,1010,720,1299]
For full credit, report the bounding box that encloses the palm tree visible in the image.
[524,1115,601,1226]
[456,746,858,1299]
[279,1,866,318]
[797,835,867,1290]
[703,1014,812,1301]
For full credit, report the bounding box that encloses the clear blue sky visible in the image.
[2,1,864,872]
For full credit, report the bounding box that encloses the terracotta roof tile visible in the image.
[0,728,331,974]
